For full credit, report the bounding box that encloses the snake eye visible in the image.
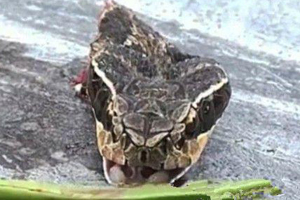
[199,100,215,132]
[92,87,114,132]
[213,83,231,119]
[203,104,210,114]
[93,88,111,119]
[184,99,216,138]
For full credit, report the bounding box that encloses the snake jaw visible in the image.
[98,115,210,186]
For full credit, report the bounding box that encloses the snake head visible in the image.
[84,1,231,186]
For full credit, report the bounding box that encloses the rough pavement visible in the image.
[0,0,300,199]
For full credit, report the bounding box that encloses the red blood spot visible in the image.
[71,69,88,86]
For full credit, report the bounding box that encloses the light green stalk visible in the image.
[0,179,281,200]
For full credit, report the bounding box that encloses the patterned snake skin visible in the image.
[75,1,231,186]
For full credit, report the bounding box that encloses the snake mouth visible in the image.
[103,158,190,186]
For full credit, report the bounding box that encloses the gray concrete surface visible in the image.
[0,0,300,199]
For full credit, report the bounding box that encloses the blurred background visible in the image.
[1,0,300,64]
[0,0,299,199]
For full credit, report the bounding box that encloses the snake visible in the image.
[74,1,231,186]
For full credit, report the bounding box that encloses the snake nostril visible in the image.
[176,137,185,149]
[140,167,156,179]
[121,163,134,178]
[140,150,147,163]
